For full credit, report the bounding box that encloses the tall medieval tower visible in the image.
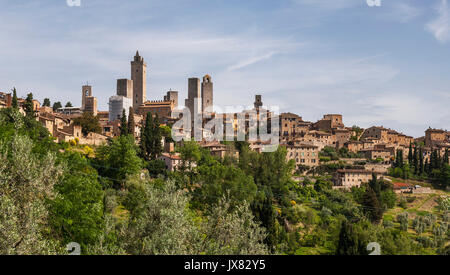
[81,85,92,111]
[131,51,147,110]
[201,75,213,113]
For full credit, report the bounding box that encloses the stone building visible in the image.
[137,100,174,121]
[359,144,394,164]
[334,169,382,188]
[159,153,183,172]
[292,130,336,151]
[334,128,351,148]
[280,112,303,137]
[361,126,412,147]
[284,143,319,168]
[361,126,390,142]
[200,141,239,159]
[164,90,179,108]
[84,96,98,116]
[131,51,147,110]
[313,114,344,132]
[345,140,364,153]
[425,128,448,147]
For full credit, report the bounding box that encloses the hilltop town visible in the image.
[1,51,449,189]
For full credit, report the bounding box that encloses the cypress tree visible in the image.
[419,147,424,176]
[413,147,418,174]
[140,113,154,161]
[127,106,135,136]
[408,143,413,164]
[369,173,381,202]
[119,109,128,136]
[151,113,162,159]
[362,187,383,224]
[25,93,34,117]
[444,149,449,166]
[431,150,438,170]
[399,150,404,167]
[11,87,18,109]
[425,159,431,175]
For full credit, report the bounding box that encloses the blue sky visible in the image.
[0,0,449,137]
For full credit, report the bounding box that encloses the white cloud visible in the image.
[227,52,277,71]
[426,0,450,43]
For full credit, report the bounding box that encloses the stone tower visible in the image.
[117,79,133,99]
[254,95,263,110]
[164,90,179,107]
[81,85,92,111]
[185,78,202,117]
[131,51,147,110]
[201,74,213,113]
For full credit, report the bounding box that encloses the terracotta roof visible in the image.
[160,153,182,160]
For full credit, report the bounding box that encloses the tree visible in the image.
[73,112,101,136]
[50,152,104,251]
[24,93,34,117]
[52,101,62,112]
[444,149,449,166]
[425,159,431,175]
[43,98,51,107]
[192,156,257,211]
[140,113,162,161]
[336,220,366,255]
[252,196,277,254]
[438,164,450,189]
[127,107,135,136]
[413,147,418,174]
[395,150,404,168]
[11,87,18,109]
[121,178,200,255]
[362,186,383,224]
[95,135,143,188]
[200,197,268,255]
[119,109,128,136]
[0,135,63,254]
[408,143,413,164]
[65,102,73,108]
[419,147,424,176]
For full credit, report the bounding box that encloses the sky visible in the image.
[0,0,449,137]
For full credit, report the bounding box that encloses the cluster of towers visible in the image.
[82,51,214,123]
[185,75,214,120]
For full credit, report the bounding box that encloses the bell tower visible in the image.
[131,50,147,110]
[81,84,92,110]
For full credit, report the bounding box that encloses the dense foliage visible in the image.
[0,107,448,255]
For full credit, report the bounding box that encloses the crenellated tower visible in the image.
[131,50,147,110]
